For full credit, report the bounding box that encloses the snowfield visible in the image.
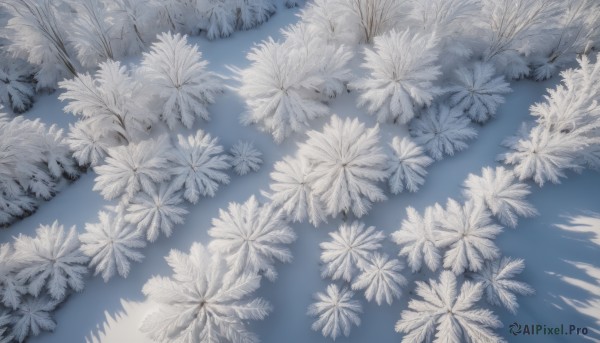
[1,1,599,343]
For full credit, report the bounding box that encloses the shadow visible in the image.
[85,299,151,343]
[495,174,600,342]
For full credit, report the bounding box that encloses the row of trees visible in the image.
[1,31,226,227]
[60,32,224,167]
[0,113,79,226]
[0,131,264,341]
[0,222,88,342]
[0,0,279,113]
[237,0,599,143]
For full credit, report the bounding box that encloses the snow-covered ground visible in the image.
[1,3,599,343]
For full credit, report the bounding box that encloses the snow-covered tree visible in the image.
[141,243,271,343]
[1,0,77,89]
[477,0,562,79]
[67,0,116,68]
[10,296,56,342]
[473,257,534,314]
[352,29,441,124]
[0,114,76,224]
[298,0,357,45]
[282,24,354,101]
[437,199,502,274]
[0,243,25,309]
[387,137,433,194]
[267,156,327,227]
[0,57,35,113]
[396,271,504,343]
[196,0,236,40]
[238,32,352,143]
[500,125,584,186]
[501,54,600,183]
[392,204,443,273]
[13,221,88,301]
[124,182,188,242]
[93,135,171,201]
[59,60,153,145]
[307,284,362,340]
[139,32,223,129]
[410,104,477,160]
[230,141,262,176]
[463,166,537,228]
[208,195,296,281]
[234,0,276,30]
[38,124,79,180]
[340,0,408,43]
[447,62,511,123]
[103,0,163,55]
[66,121,115,167]
[531,0,600,81]
[408,0,479,62]
[300,116,388,218]
[320,221,385,282]
[80,209,145,282]
[0,310,13,343]
[170,130,230,203]
[351,253,407,306]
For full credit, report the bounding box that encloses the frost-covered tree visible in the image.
[396,271,504,343]
[392,205,443,273]
[410,104,477,160]
[139,32,223,129]
[500,125,584,186]
[267,156,327,227]
[0,243,25,309]
[67,0,116,68]
[238,33,352,143]
[93,136,171,201]
[141,243,271,343]
[196,0,236,40]
[80,209,145,282]
[307,284,362,340]
[38,124,79,180]
[124,182,188,242]
[463,166,537,228]
[170,130,230,203]
[0,114,75,223]
[437,199,502,274]
[477,0,562,79]
[340,0,408,43]
[13,221,88,301]
[103,0,162,55]
[447,62,511,123]
[234,0,276,30]
[283,24,354,101]
[0,310,13,343]
[320,221,385,282]
[300,116,388,218]
[351,253,407,306]
[208,196,296,281]
[59,60,154,145]
[1,0,77,89]
[408,0,479,61]
[10,296,56,342]
[298,0,357,45]
[473,257,534,314]
[531,0,600,81]
[352,29,441,124]
[229,141,262,176]
[387,137,433,194]
[66,121,115,167]
[0,57,35,113]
